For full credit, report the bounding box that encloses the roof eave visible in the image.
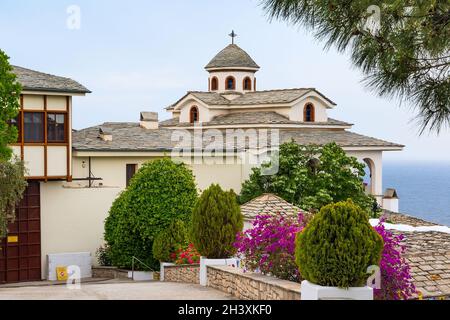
[22,87,92,95]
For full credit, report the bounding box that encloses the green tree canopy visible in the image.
[0,49,22,160]
[0,49,26,238]
[239,141,375,213]
[104,158,198,269]
[262,0,450,133]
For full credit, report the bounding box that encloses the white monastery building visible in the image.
[1,40,403,283]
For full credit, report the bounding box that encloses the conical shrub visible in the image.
[295,199,383,288]
[191,184,243,259]
[153,220,188,262]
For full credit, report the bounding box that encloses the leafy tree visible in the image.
[295,200,384,288]
[239,141,375,213]
[104,159,198,270]
[0,159,27,237]
[262,0,450,133]
[152,220,188,262]
[0,49,22,160]
[0,49,26,238]
[191,184,243,259]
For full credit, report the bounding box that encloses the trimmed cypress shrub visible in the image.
[295,199,383,288]
[191,184,243,259]
[104,158,198,270]
[152,220,188,262]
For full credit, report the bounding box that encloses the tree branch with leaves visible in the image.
[0,49,27,238]
[262,0,450,133]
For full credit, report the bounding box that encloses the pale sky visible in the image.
[1,0,449,163]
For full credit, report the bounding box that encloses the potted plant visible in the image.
[295,200,383,300]
[152,219,188,281]
[191,184,244,286]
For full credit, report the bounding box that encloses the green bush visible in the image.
[191,184,243,259]
[96,245,113,267]
[295,200,383,288]
[153,220,188,262]
[104,158,198,270]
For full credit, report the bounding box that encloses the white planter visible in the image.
[200,257,240,286]
[128,271,154,281]
[159,262,176,281]
[301,280,374,300]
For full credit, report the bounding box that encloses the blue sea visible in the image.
[383,162,450,226]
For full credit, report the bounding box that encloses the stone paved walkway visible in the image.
[0,280,234,300]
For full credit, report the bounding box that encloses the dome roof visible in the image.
[205,44,260,71]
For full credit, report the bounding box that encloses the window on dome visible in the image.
[243,77,252,91]
[304,104,315,122]
[211,77,218,91]
[225,76,236,90]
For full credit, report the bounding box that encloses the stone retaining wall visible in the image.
[164,264,200,284]
[92,266,129,279]
[207,266,301,300]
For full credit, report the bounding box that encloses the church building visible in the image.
[1,37,403,283]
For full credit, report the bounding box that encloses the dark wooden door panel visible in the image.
[0,181,41,284]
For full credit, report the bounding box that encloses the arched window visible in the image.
[304,103,315,122]
[225,76,236,90]
[211,77,218,91]
[190,106,199,123]
[243,77,252,91]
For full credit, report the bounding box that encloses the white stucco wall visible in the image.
[40,182,121,279]
[346,150,383,202]
[290,96,329,122]
[208,70,256,93]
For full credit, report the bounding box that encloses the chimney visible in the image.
[99,127,112,142]
[140,112,159,129]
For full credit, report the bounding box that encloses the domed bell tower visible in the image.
[205,31,260,95]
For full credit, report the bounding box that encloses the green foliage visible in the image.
[240,141,375,213]
[295,200,384,288]
[96,245,113,267]
[0,158,27,238]
[263,0,450,133]
[191,184,243,259]
[0,49,22,161]
[104,158,198,270]
[152,220,188,262]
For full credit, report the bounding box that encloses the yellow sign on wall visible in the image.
[7,236,18,243]
[56,266,68,281]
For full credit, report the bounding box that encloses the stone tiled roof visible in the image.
[72,122,404,151]
[279,130,404,148]
[167,89,336,110]
[160,112,352,128]
[205,44,259,70]
[381,211,450,299]
[12,66,91,94]
[240,194,302,221]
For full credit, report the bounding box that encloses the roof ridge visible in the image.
[249,88,315,94]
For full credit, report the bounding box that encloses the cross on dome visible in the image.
[229,30,238,44]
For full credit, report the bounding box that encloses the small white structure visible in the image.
[301,280,373,300]
[383,188,399,213]
[47,252,92,281]
[128,271,154,281]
